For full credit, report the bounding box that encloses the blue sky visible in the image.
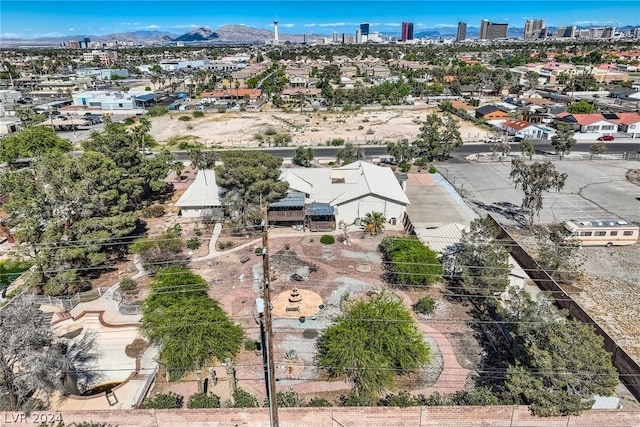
[1,0,639,39]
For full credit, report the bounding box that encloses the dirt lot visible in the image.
[148,108,491,148]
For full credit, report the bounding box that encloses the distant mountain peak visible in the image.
[173,26,219,42]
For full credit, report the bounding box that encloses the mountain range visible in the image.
[1,24,638,46]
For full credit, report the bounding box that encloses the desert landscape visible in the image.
[148,107,492,148]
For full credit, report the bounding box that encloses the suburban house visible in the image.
[281,88,322,101]
[502,120,552,140]
[609,112,640,138]
[274,161,410,231]
[555,113,618,134]
[475,105,509,120]
[174,169,223,220]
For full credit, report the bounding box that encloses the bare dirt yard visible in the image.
[148,226,484,404]
[148,108,491,148]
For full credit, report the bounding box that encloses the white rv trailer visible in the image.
[564,220,639,247]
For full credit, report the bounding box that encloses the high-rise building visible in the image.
[480,19,489,39]
[479,19,508,40]
[555,26,576,38]
[360,23,370,36]
[401,22,414,42]
[303,33,308,44]
[524,19,545,40]
[456,22,467,42]
[332,32,339,43]
[355,28,363,44]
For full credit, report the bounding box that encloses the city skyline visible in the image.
[1,0,638,40]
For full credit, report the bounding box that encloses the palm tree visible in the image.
[136,117,152,151]
[362,212,386,235]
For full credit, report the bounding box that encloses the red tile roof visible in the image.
[570,114,615,126]
[608,112,640,125]
[503,120,532,131]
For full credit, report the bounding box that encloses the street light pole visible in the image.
[260,207,279,427]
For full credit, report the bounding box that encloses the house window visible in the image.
[585,126,598,132]
[610,231,618,236]
[580,231,592,236]
[594,231,606,236]
[623,231,634,236]
[601,125,615,131]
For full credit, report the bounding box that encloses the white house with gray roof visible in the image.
[279,161,410,228]
[175,169,223,219]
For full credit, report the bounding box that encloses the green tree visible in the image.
[386,138,416,164]
[133,116,152,151]
[187,392,221,408]
[141,267,244,379]
[130,226,186,273]
[379,236,442,287]
[567,99,595,114]
[336,143,364,165]
[316,291,430,398]
[519,139,535,160]
[215,151,289,225]
[188,148,219,170]
[415,112,462,159]
[0,126,72,162]
[1,152,141,295]
[454,218,511,309]
[292,146,314,167]
[589,141,608,159]
[0,302,98,410]
[510,159,568,225]
[362,211,386,235]
[503,292,617,416]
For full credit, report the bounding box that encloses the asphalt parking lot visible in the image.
[439,159,640,225]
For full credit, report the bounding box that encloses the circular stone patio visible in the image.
[271,288,323,318]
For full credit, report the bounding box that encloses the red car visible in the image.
[597,135,615,141]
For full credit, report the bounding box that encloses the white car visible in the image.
[484,137,500,144]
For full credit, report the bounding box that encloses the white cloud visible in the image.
[304,23,316,27]
[0,32,23,38]
[170,24,201,29]
[280,23,295,28]
[434,24,456,28]
[119,22,141,26]
[68,27,75,32]
[144,25,160,29]
[384,23,401,27]
[318,22,346,27]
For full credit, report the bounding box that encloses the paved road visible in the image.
[169,141,640,162]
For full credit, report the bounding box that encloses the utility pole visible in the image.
[260,207,279,427]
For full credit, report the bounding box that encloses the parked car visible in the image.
[484,137,500,144]
[597,135,615,141]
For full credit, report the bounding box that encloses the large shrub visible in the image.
[379,237,442,287]
[145,392,183,409]
[320,235,335,245]
[187,392,220,408]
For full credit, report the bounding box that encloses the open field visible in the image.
[148,108,492,148]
